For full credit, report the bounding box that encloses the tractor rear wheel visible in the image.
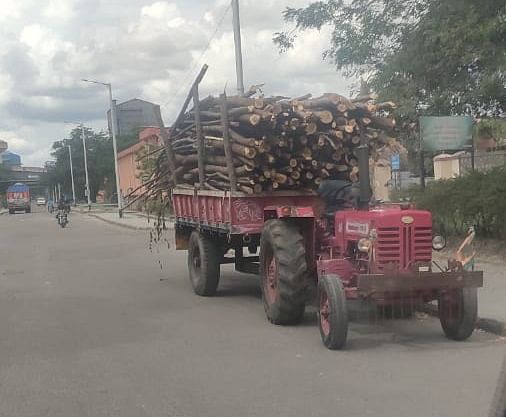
[187,231,220,296]
[439,288,477,341]
[259,219,307,325]
[318,275,348,350]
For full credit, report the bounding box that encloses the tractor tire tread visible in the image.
[260,219,308,325]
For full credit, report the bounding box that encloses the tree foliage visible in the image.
[45,127,115,202]
[0,163,10,198]
[396,168,506,238]
[117,127,142,152]
[274,0,506,119]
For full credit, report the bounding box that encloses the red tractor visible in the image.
[173,146,483,349]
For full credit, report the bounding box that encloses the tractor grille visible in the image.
[376,226,432,271]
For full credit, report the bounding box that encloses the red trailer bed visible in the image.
[172,188,323,235]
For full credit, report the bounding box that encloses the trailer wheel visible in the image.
[439,288,477,341]
[187,231,220,296]
[259,219,307,325]
[318,275,348,350]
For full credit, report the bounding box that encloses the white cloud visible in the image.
[44,0,76,21]
[0,3,24,21]
[0,0,352,166]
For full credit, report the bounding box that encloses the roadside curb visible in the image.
[87,213,152,231]
[421,304,506,336]
[87,213,175,231]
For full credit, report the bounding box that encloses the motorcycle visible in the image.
[56,209,68,228]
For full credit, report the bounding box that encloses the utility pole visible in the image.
[81,79,123,217]
[68,145,76,205]
[65,121,92,210]
[231,0,245,95]
[108,90,123,217]
[81,123,92,210]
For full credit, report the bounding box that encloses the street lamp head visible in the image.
[81,78,110,87]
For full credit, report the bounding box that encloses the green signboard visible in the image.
[420,116,473,152]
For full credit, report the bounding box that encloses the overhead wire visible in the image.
[161,3,231,111]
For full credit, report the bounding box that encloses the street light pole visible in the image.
[68,145,76,206]
[81,78,123,217]
[65,121,92,210]
[231,0,245,95]
[107,84,123,217]
[80,123,92,210]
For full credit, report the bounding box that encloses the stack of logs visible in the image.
[154,91,398,194]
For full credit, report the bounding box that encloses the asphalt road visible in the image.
[1,207,504,417]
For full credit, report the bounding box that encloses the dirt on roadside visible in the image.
[439,236,506,265]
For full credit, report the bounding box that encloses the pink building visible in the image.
[117,127,165,198]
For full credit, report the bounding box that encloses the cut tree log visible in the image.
[128,88,403,200]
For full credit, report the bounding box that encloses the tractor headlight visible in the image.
[357,238,372,252]
[432,234,446,251]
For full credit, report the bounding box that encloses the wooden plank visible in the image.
[173,64,209,128]
[219,93,237,192]
[192,84,205,189]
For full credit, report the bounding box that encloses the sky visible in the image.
[0,0,352,167]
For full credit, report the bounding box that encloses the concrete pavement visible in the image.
[0,208,504,417]
[477,261,506,326]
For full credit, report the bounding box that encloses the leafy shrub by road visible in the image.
[394,168,506,238]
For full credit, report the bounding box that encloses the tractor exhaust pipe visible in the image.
[357,144,371,210]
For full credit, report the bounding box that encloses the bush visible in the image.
[393,168,506,238]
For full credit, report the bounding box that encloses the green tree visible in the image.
[45,127,115,202]
[117,127,142,152]
[0,163,10,204]
[274,0,506,146]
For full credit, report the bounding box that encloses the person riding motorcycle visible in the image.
[57,197,71,213]
[55,198,69,227]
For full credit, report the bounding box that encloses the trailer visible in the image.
[151,74,483,349]
[172,182,483,349]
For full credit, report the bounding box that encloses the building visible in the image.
[0,150,21,166]
[0,140,48,196]
[107,98,160,136]
[117,127,165,203]
[433,151,470,180]
[0,139,7,154]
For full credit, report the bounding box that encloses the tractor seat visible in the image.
[317,180,360,215]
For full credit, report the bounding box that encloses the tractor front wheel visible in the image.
[187,231,220,296]
[318,275,348,350]
[259,220,307,325]
[439,288,477,341]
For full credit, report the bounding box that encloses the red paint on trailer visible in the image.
[172,189,323,234]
